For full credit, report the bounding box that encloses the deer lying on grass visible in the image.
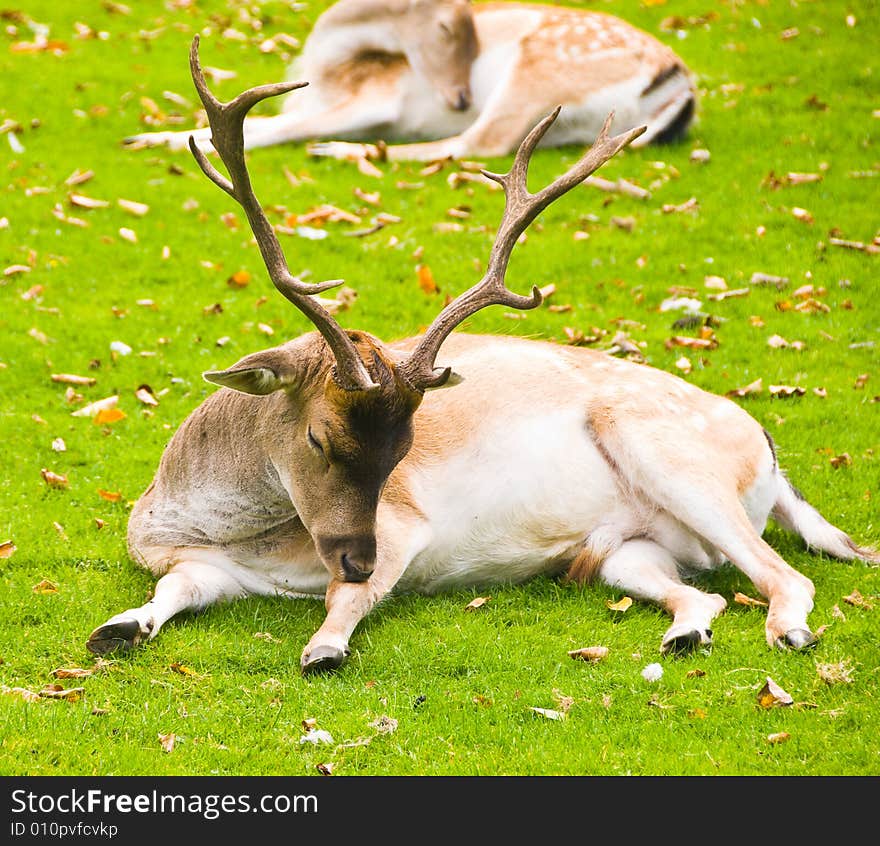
[89,37,877,675]
[125,0,695,160]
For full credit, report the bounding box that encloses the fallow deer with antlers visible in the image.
[88,36,876,675]
[125,0,696,160]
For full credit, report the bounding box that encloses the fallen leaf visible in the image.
[686,669,706,678]
[69,193,109,209]
[253,631,281,643]
[606,596,633,612]
[169,662,199,676]
[843,589,872,610]
[417,264,438,295]
[767,732,790,744]
[791,207,814,224]
[51,373,96,386]
[689,707,708,718]
[4,264,31,277]
[1,685,40,702]
[98,489,122,502]
[227,270,251,288]
[553,689,574,713]
[71,395,119,418]
[135,385,158,407]
[0,541,16,559]
[118,227,137,243]
[568,646,609,663]
[465,596,490,611]
[830,453,852,469]
[529,707,566,721]
[158,732,176,753]
[39,684,84,701]
[768,384,806,398]
[369,715,398,734]
[726,379,763,399]
[734,591,768,607]
[661,197,698,214]
[316,763,334,776]
[93,407,126,424]
[472,694,492,707]
[816,661,854,684]
[40,469,68,488]
[118,198,149,216]
[51,667,94,679]
[757,677,794,708]
[750,272,789,290]
[33,579,58,594]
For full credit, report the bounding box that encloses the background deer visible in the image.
[88,37,877,675]
[125,0,695,160]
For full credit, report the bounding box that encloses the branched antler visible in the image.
[399,110,646,389]
[188,35,377,391]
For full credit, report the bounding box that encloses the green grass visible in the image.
[1,0,878,776]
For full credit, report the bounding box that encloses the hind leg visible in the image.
[598,539,727,655]
[87,558,247,655]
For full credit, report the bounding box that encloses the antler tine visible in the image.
[188,35,377,391]
[399,110,646,390]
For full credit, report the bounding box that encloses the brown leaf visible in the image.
[725,378,763,399]
[606,596,633,612]
[71,395,119,418]
[0,540,16,559]
[40,469,68,488]
[686,669,706,678]
[39,684,85,701]
[69,193,109,210]
[464,596,490,611]
[118,198,149,217]
[4,264,31,277]
[791,207,814,224]
[135,385,159,407]
[568,646,609,663]
[843,589,873,610]
[97,489,122,502]
[169,662,199,676]
[661,197,698,214]
[768,384,806,398]
[369,715,398,734]
[51,373,96,386]
[356,157,383,178]
[734,591,768,607]
[757,676,794,709]
[417,264,438,295]
[51,667,94,679]
[33,579,58,594]
[158,732,176,753]
[829,453,852,469]
[1,685,40,702]
[750,272,789,290]
[316,762,334,776]
[767,732,790,744]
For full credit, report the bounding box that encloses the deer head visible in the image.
[400,0,479,111]
[187,35,644,583]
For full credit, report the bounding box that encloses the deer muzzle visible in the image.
[317,534,377,583]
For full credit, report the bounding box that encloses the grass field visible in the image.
[0,0,878,777]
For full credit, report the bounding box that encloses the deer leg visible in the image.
[300,510,428,675]
[86,558,247,655]
[598,539,727,655]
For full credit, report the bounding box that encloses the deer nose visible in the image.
[453,89,471,111]
[318,535,376,582]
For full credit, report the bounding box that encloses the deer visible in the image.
[88,36,877,676]
[124,0,696,161]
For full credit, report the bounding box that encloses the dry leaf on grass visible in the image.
[843,589,872,610]
[71,395,118,418]
[51,373,96,386]
[768,384,806,398]
[417,264,438,295]
[2,685,41,702]
[51,667,94,679]
[33,579,58,594]
[734,591,768,607]
[369,715,398,734]
[0,541,16,559]
[316,762,334,776]
[464,596,490,611]
[40,469,68,488]
[757,677,793,708]
[158,732,176,753]
[169,662,200,676]
[726,379,763,399]
[568,646,609,663]
[606,596,632,612]
[97,489,122,502]
[39,684,84,701]
[767,732,790,744]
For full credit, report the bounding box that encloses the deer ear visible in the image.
[203,347,302,395]
[203,366,284,395]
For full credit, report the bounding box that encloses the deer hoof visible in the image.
[86,619,144,656]
[661,626,713,656]
[774,628,817,651]
[301,645,348,676]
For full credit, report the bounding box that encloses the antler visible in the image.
[187,35,377,391]
[398,109,647,390]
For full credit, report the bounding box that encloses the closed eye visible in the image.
[307,427,324,456]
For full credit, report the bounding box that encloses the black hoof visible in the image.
[86,620,142,656]
[301,645,348,676]
[775,628,818,651]
[661,630,704,655]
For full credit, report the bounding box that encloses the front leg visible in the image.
[300,509,428,675]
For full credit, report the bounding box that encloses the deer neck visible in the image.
[310,0,413,63]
